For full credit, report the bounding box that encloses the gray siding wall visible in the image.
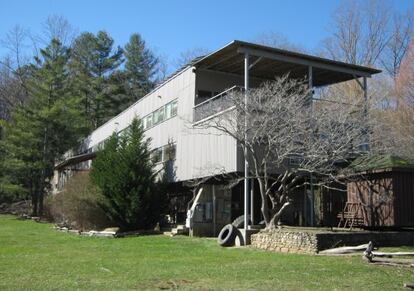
[80,67,242,182]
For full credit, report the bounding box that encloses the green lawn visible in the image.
[0,215,413,290]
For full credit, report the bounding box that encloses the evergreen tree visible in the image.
[0,118,27,203]
[90,118,163,230]
[1,39,86,215]
[124,33,159,100]
[1,106,42,209]
[105,70,131,116]
[70,31,124,128]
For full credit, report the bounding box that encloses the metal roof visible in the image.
[192,40,381,87]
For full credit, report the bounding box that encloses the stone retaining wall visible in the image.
[251,229,414,254]
[251,229,318,253]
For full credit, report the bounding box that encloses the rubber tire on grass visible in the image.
[232,215,251,228]
[217,224,237,247]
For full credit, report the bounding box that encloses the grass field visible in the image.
[1,214,413,290]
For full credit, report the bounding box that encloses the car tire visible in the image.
[232,215,251,228]
[217,224,237,247]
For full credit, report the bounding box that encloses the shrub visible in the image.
[90,118,164,231]
[45,171,110,230]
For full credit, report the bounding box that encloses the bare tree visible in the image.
[251,31,305,53]
[0,57,28,120]
[320,0,414,137]
[41,15,78,47]
[173,47,210,70]
[323,0,413,75]
[0,26,32,119]
[153,54,169,85]
[372,40,414,159]
[193,76,374,229]
[1,25,30,70]
[396,39,414,103]
[381,10,414,79]
[385,107,414,159]
[322,0,390,67]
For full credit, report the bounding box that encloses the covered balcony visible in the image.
[191,40,380,124]
[193,86,243,123]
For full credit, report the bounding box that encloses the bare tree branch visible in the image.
[190,75,384,229]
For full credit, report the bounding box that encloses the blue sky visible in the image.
[0,0,413,70]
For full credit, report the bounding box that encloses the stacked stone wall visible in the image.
[251,229,414,254]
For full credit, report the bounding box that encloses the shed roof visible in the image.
[350,155,414,172]
[192,40,381,87]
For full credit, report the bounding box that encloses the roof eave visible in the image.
[193,40,382,78]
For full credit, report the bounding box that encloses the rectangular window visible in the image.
[156,107,165,124]
[153,107,163,125]
[165,100,178,120]
[142,99,177,131]
[144,113,153,129]
[171,100,178,117]
[151,147,163,164]
[165,102,172,119]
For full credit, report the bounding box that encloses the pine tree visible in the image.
[1,39,87,215]
[124,33,159,101]
[0,116,29,203]
[90,117,163,230]
[70,31,124,128]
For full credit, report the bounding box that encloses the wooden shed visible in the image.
[345,155,414,228]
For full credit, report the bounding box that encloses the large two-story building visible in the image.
[53,40,380,237]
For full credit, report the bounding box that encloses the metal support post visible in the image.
[244,53,249,233]
[363,77,369,151]
[308,66,315,226]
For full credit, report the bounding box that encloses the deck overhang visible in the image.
[55,151,96,171]
[193,40,381,86]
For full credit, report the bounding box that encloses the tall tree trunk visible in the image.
[257,177,270,226]
[38,90,51,217]
[268,199,291,229]
[38,188,44,216]
[31,188,38,216]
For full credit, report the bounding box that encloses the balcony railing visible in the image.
[193,86,243,123]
